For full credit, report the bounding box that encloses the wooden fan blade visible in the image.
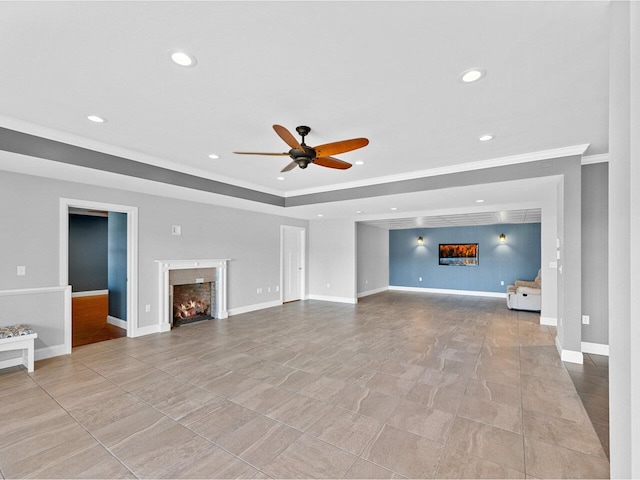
[313,138,369,157]
[314,156,352,170]
[281,161,298,172]
[233,151,289,156]
[273,124,303,150]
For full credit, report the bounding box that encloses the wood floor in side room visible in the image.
[72,294,126,347]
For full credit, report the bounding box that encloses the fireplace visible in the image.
[156,259,229,331]
[170,268,216,326]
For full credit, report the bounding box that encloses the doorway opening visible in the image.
[60,198,138,349]
[68,209,128,346]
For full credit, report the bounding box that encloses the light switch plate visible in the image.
[171,225,181,235]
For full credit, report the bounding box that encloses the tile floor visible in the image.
[566,352,610,459]
[0,292,610,479]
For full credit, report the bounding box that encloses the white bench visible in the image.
[0,333,37,373]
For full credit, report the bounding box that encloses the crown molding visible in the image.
[581,153,609,165]
[285,144,590,198]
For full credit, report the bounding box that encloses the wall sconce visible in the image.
[499,233,506,243]
[417,236,424,245]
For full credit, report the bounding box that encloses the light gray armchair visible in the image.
[506,269,541,311]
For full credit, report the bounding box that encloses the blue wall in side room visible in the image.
[108,212,127,321]
[389,223,541,293]
[68,214,108,292]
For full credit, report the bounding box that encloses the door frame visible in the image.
[280,225,306,303]
[59,198,139,348]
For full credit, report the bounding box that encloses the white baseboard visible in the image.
[357,286,389,298]
[555,335,584,364]
[307,294,358,304]
[389,285,506,298]
[540,316,558,326]
[36,344,68,360]
[107,315,127,329]
[228,300,282,316]
[131,324,160,338]
[72,290,108,298]
[581,341,609,356]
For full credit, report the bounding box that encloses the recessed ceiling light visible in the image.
[355,161,365,166]
[459,68,486,83]
[87,115,106,123]
[356,210,362,214]
[277,176,285,181]
[478,134,494,142]
[169,49,197,67]
[476,199,485,203]
[318,214,324,217]
[208,154,219,159]
[391,207,398,211]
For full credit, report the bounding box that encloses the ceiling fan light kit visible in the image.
[234,124,369,172]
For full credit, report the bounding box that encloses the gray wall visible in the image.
[68,214,108,292]
[581,163,608,345]
[356,223,389,296]
[309,218,356,302]
[0,170,307,334]
[0,288,67,360]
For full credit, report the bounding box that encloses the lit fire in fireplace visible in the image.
[173,299,209,320]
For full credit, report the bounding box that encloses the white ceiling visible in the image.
[362,209,541,231]
[0,1,609,223]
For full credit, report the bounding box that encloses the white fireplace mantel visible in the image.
[156,259,230,332]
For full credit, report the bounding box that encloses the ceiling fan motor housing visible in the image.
[290,144,316,169]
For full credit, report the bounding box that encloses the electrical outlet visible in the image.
[275,286,279,292]
[326,283,330,288]
[145,304,151,312]
[582,315,590,325]
[17,266,26,276]
[268,287,271,293]
[500,280,504,286]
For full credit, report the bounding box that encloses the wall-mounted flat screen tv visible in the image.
[439,243,478,266]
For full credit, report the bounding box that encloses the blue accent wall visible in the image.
[68,214,108,292]
[389,223,541,293]
[108,212,127,321]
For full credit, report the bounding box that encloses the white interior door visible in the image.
[282,226,305,303]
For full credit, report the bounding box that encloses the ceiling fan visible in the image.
[234,124,369,172]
